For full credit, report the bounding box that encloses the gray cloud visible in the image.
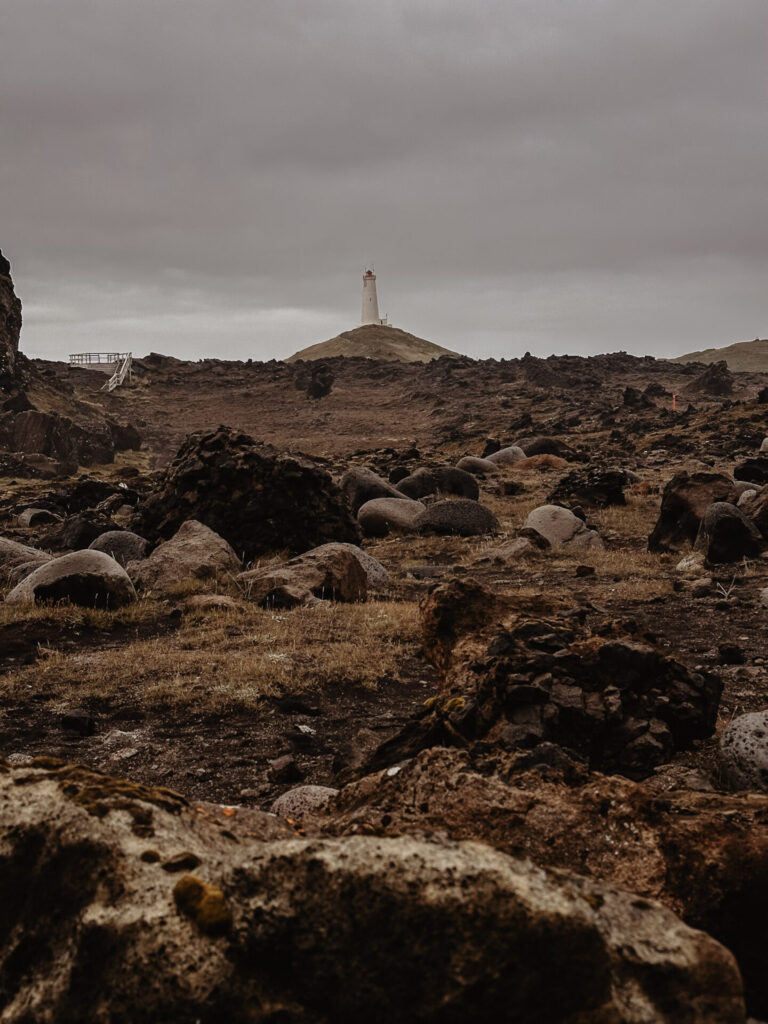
[1,0,765,361]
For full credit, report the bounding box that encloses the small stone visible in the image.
[268,754,302,784]
[270,784,338,819]
[162,851,203,873]
[60,710,96,736]
[575,565,595,578]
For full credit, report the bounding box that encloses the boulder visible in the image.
[358,497,426,538]
[735,458,768,486]
[415,499,500,536]
[548,466,629,508]
[271,784,339,819]
[720,710,768,791]
[39,511,119,552]
[376,578,722,779]
[486,444,526,466]
[89,529,150,567]
[321,745,768,1016]
[397,466,479,501]
[524,504,604,550]
[307,541,389,589]
[693,502,764,563]
[16,507,62,528]
[648,471,738,552]
[340,466,407,514]
[0,250,22,388]
[137,426,360,559]
[515,435,575,459]
[0,758,745,1024]
[4,550,136,608]
[455,455,498,477]
[237,544,366,607]
[760,438,768,454]
[0,536,52,582]
[128,520,241,591]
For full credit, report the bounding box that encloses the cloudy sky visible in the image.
[1,0,766,362]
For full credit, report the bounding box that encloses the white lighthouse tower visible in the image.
[361,268,387,326]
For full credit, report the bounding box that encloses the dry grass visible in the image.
[0,600,420,712]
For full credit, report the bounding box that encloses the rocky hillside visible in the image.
[674,337,768,371]
[287,323,457,362]
[0,249,22,389]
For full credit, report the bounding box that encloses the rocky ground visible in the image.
[5,261,768,1018]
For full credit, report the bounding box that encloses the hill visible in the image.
[286,323,457,363]
[673,337,768,371]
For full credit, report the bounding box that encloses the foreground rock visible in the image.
[128,520,240,591]
[694,502,764,563]
[4,550,136,608]
[137,426,360,560]
[237,543,367,607]
[649,471,738,552]
[0,758,745,1024]
[321,745,768,1015]
[524,504,604,549]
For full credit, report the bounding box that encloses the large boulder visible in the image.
[524,504,604,550]
[374,579,722,780]
[486,444,526,466]
[648,471,738,553]
[397,466,479,501]
[734,458,768,486]
[137,427,360,560]
[237,543,367,607]
[39,511,119,552]
[414,499,499,536]
[0,757,744,1024]
[455,455,498,477]
[322,745,768,1016]
[4,550,136,608]
[340,466,407,513]
[0,409,114,468]
[515,435,575,459]
[693,502,764,563]
[358,497,426,537]
[0,249,22,388]
[0,536,51,582]
[548,466,629,508]
[128,520,240,591]
[89,529,150,567]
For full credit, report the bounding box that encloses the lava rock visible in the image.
[415,499,499,537]
[358,497,426,537]
[648,471,738,553]
[89,530,150,567]
[720,710,768,791]
[128,520,240,591]
[548,466,629,508]
[693,502,764,563]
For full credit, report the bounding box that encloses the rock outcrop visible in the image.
[137,427,360,560]
[0,249,21,389]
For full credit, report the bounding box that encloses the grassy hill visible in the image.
[673,338,768,371]
[286,324,457,363]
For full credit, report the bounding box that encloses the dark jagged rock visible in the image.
[137,426,360,560]
[734,457,768,486]
[693,502,764,563]
[0,409,114,468]
[548,466,629,508]
[648,471,738,552]
[367,579,722,781]
[683,360,734,397]
[515,435,576,459]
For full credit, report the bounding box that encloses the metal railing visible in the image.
[69,352,131,366]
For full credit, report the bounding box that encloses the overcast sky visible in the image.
[1,0,766,362]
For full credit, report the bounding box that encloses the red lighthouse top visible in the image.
[364,269,375,278]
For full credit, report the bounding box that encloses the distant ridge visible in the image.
[673,338,768,372]
[286,324,457,364]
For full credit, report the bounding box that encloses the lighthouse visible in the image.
[361,269,387,326]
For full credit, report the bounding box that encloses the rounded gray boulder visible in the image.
[455,456,499,477]
[358,497,426,538]
[271,785,339,819]
[341,467,407,514]
[4,550,137,609]
[720,710,768,791]
[415,499,499,537]
[487,445,526,466]
[89,530,150,567]
[524,505,604,550]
